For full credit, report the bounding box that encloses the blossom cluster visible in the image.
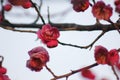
[37,24,60,48]
[71,0,120,21]
[7,0,32,9]
[94,45,119,66]
[0,57,11,80]
[2,0,32,13]
[26,46,49,72]
[0,0,32,23]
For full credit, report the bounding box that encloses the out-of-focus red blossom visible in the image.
[4,4,12,11]
[114,0,120,14]
[8,0,29,5]
[116,63,120,70]
[101,78,109,80]
[22,1,32,9]
[46,40,58,48]
[107,49,119,65]
[0,13,3,23]
[0,74,11,80]
[94,45,120,65]
[37,24,60,48]
[0,67,7,74]
[81,69,95,79]
[71,0,89,12]
[94,45,108,64]
[26,46,49,72]
[92,1,113,20]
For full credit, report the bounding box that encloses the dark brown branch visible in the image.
[45,65,57,78]
[30,0,45,25]
[118,48,120,52]
[111,65,119,80]
[0,55,4,67]
[58,31,106,49]
[0,21,120,31]
[86,31,106,49]
[51,63,98,80]
[58,40,87,49]
[108,20,120,34]
[0,24,36,33]
[32,0,43,24]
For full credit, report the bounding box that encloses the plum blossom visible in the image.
[107,49,119,65]
[81,69,95,79]
[0,74,11,80]
[114,0,120,14]
[94,45,119,66]
[94,45,108,64]
[8,0,32,9]
[71,0,89,12]
[26,46,49,72]
[3,4,12,11]
[0,67,7,74]
[8,0,29,5]
[92,1,113,20]
[37,24,60,48]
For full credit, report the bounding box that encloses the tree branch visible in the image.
[0,21,120,31]
[111,65,119,80]
[51,63,98,80]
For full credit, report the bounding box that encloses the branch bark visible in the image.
[51,63,98,80]
[0,21,120,31]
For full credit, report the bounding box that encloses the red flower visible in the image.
[0,74,11,80]
[8,0,30,7]
[46,40,58,48]
[114,0,120,14]
[94,45,108,64]
[22,1,32,9]
[37,24,60,48]
[26,46,49,72]
[71,0,89,12]
[116,63,120,70]
[92,1,113,20]
[0,13,3,23]
[107,49,119,65]
[81,69,95,79]
[4,4,12,11]
[101,78,109,80]
[0,67,7,74]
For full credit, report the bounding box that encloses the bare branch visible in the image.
[45,65,57,78]
[111,65,119,80]
[58,31,106,49]
[51,63,98,80]
[0,24,36,33]
[1,21,120,31]
[30,0,45,25]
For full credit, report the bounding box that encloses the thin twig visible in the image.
[51,63,98,80]
[108,20,120,34]
[58,40,87,49]
[92,0,96,4]
[86,31,106,50]
[58,31,106,49]
[111,65,119,80]
[45,65,57,78]
[0,55,4,67]
[47,6,51,23]
[1,25,36,33]
[117,48,120,52]
[32,0,43,23]
[1,0,4,19]
[30,0,45,25]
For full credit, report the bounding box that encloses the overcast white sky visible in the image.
[0,0,120,80]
